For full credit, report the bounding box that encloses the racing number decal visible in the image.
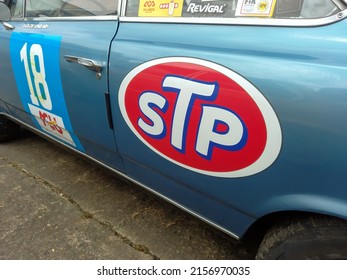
[20,43,52,110]
[10,33,83,151]
[119,57,282,178]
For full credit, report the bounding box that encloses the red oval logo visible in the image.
[119,57,282,177]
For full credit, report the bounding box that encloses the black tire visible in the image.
[256,215,347,260]
[0,115,20,142]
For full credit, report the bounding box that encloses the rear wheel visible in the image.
[0,115,20,142]
[256,215,347,259]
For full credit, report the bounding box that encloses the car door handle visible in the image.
[64,55,103,73]
[2,22,15,30]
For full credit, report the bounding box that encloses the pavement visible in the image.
[0,129,253,260]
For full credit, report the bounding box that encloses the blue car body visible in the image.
[1,0,347,242]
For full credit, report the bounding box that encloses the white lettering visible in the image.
[162,76,216,151]
[138,92,167,137]
[196,106,245,158]
[187,3,226,14]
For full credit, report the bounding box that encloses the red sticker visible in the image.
[119,57,282,177]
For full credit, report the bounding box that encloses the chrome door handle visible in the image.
[2,22,15,30]
[64,55,103,73]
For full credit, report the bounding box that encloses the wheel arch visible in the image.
[241,210,347,257]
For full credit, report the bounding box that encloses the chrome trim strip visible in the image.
[118,0,123,21]
[119,10,347,27]
[21,15,118,22]
[0,112,241,240]
[332,0,347,10]
[121,0,127,16]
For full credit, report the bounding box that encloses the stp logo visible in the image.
[119,57,282,178]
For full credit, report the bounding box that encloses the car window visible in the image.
[7,0,118,18]
[125,0,341,19]
[4,0,24,18]
[59,0,118,16]
[25,0,61,17]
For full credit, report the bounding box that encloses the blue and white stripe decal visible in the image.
[10,33,84,151]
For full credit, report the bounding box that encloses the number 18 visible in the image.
[20,42,52,111]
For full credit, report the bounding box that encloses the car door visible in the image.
[109,0,347,237]
[0,0,124,171]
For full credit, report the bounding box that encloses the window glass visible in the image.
[23,0,117,17]
[26,0,61,17]
[126,0,341,19]
[59,0,118,16]
[5,0,24,18]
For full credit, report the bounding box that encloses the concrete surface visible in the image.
[0,130,254,259]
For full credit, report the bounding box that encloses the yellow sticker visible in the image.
[138,0,184,17]
[235,0,277,17]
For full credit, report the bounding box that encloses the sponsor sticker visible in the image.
[236,0,277,17]
[138,0,184,17]
[28,104,76,146]
[119,57,282,178]
[186,1,228,15]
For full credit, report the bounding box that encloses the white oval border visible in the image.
[119,57,282,178]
